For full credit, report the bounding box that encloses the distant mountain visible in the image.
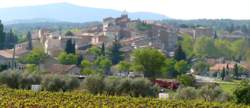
[0,3,169,24]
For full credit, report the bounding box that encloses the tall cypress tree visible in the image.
[65,39,75,54]
[26,31,33,50]
[101,42,105,56]
[234,64,239,79]
[174,45,186,61]
[221,67,226,80]
[109,39,123,65]
[0,20,5,49]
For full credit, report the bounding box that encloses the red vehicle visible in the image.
[153,80,179,90]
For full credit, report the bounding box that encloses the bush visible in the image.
[103,76,119,95]
[129,78,159,97]
[0,71,41,89]
[42,75,66,92]
[63,77,80,91]
[234,80,250,104]
[0,71,21,89]
[175,87,198,100]
[18,73,41,89]
[82,75,104,94]
[199,84,224,102]
[82,76,159,97]
[177,74,195,86]
[42,75,80,92]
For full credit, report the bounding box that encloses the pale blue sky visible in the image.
[0,0,249,19]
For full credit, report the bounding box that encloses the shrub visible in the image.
[175,87,198,100]
[42,75,66,92]
[82,75,104,94]
[130,78,159,97]
[18,73,41,89]
[234,80,250,104]
[115,78,131,95]
[63,77,80,91]
[103,76,119,95]
[42,75,80,92]
[177,74,195,86]
[199,84,223,102]
[0,71,21,89]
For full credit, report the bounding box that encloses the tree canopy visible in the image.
[132,48,165,79]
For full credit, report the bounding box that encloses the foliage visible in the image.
[0,64,8,72]
[193,37,217,57]
[26,64,38,73]
[65,39,75,54]
[192,60,210,75]
[132,48,165,79]
[175,87,198,100]
[174,45,186,61]
[82,75,104,94]
[26,31,32,50]
[0,87,248,108]
[42,75,80,92]
[0,20,5,49]
[234,80,250,104]
[160,59,177,78]
[94,56,112,74]
[0,71,41,89]
[116,60,131,73]
[57,52,77,65]
[108,39,123,65]
[199,84,227,102]
[180,34,194,57]
[19,48,46,64]
[177,74,195,86]
[65,31,74,36]
[136,23,152,31]
[87,46,102,56]
[174,60,189,75]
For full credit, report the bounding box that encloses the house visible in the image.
[179,27,213,39]
[209,63,235,73]
[46,64,81,75]
[0,45,30,68]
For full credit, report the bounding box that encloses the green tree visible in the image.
[175,60,189,75]
[101,42,105,56]
[88,46,101,56]
[65,31,74,36]
[19,49,46,65]
[221,68,226,80]
[81,59,92,69]
[57,52,77,65]
[65,39,75,54]
[132,48,165,80]
[26,31,33,50]
[177,74,195,86]
[0,20,5,49]
[174,45,186,61]
[180,34,194,57]
[193,37,217,57]
[233,64,239,79]
[116,61,130,74]
[161,59,177,78]
[109,39,123,65]
[234,80,250,104]
[95,56,112,75]
[192,61,210,75]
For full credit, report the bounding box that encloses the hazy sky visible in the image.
[0,0,249,20]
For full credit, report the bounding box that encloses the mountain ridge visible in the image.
[0,3,169,24]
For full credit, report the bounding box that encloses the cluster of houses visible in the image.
[0,13,249,78]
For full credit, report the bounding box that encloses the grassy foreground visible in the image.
[0,87,248,108]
